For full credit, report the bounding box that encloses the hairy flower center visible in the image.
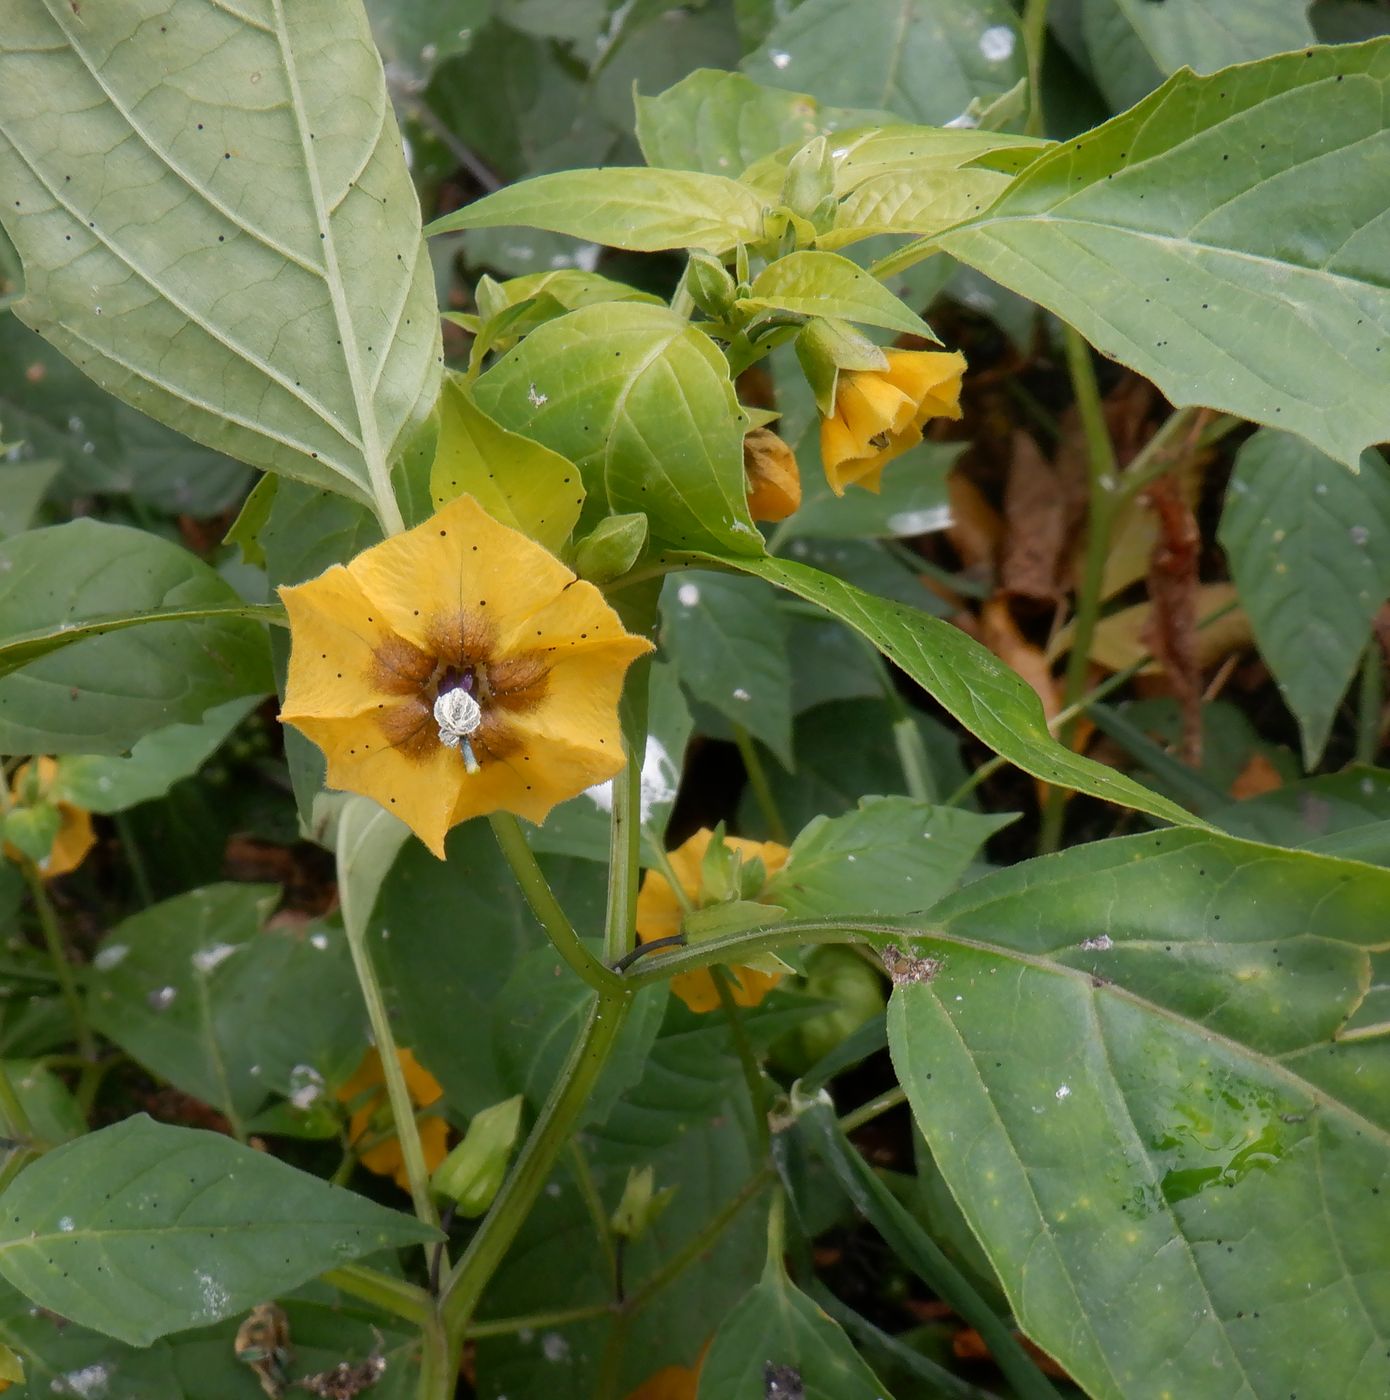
[434,687,483,747]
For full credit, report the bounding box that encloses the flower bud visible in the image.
[743,428,801,523]
[573,512,649,584]
[431,1094,523,1217]
[781,136,836,223]
[685,252,739,319]
[771,946,886,1074]
[795,317,888,417]
[1,801,62,867]
[610,1165,676,1242]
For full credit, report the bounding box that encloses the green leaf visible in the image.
[0,0,441,512]
[888,828,1390,1400]
[710,552,1198,826]
[0,1115,435,1346]
[0,461,57,539]
[698,1256,894,1400]
[741,251,937,338]
[430,373,583,554]
[88,885,363,1126]
[0,520,273,754]
[1219,432,1390,765]
[367,0,488,88]
[52,696,259,814]
[635,68,886,176]
[0,803,60,866]
[1211,765,1390,858]
[936,41,1390,469]
[661,571,793,766]
[744,0,1026,126]
[475,302,763,554]
[765,796,1013,918]
[223,473,278,569]
[426,167,768,255]
[0,1060,84,1147]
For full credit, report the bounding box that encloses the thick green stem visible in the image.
[322,1264,433,1327]
[732,725,787,843]
[1022,0,1051,137]
[490,813,620,993]
[417,1311,461,1400]
[21,863,95,1061]
[1359,638,1385,766]
[440,988,633,1334]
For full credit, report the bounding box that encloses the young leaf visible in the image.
[936,40,1390,469]
[889,828,1390,1400]
[0,1115,436,1346]
[475,302,763,554]
[740,251,938,339]
[0,520,273,754]
[426,168,768,254]
[1219,433,1390,766]
[0,1,441,517]
[430,374,583,554]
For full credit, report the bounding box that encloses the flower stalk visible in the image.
[21,861,95,1061]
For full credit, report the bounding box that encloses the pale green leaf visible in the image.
[427,168,769,255]
[0,0,442,512]
[0,461,57,539]
[430,373,583,553]
[1219,432,1390,765]
[0,1115,435,1346]
[889,828,1390,1400]
[741,251,937,338]
[936,41,1390,469]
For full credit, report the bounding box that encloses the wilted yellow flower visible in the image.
[279,494,653,857]
[636,827,789,1014]
[743,427,801,523]
[338,1046,448,1191]
[819,349,965,495]
[2,757,94,878]
[625,1342,709,1400]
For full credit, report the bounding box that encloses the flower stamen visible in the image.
[434,687,483,749]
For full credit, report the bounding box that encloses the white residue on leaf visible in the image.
[310,930,330,951]
[57,1216,75,1232]
[191,942,239,974]
[1080,934,1113,951]
[51,1364,111,1398]
[1055,1084,1072,1100]
[195,1270,230,1319]
[677,582,701,607]
[93,944,129,971]
[527,383,548,407]
[732,687,751,702]
[541,1332,571,1362]
[886,506,952,536]
[584,737,678,823]
[289,1064,326,1110]
[147,985,178,1011]
[769,49,792,69]
[979,24,1015,60]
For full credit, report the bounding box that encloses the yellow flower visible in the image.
[279,494,653,857]
[819,349,965,495]
[743,427,801,523]
[338,1046,448,1192]
[636,827,789,1014]
[2,757,95,878]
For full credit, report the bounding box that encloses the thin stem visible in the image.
[1359,637,1385,766]
[712,967,771,1155]
[490,813,620,994]
[567,1140,618,1281]
[440,988,633,1334]
[855,638,935,801]
[838,1084,907,1136]
[465,1302,616,1340]
[338,884,440,1234]
[113,811,155,908]
[321,1264,433,1327]
[1022,0,1051,137]
[21,863,95,1060]
[603,730,644,967]
[732,725,787,843]
[1111,405,1203,508]
[764,1183,787,1271]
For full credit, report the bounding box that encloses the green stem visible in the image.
[712,967,771,1155]
[417,1311,461,1400]
[1358,638,1384,766]
[21,862,95,1061]
[568,1140,618,1281]
[837,1084,907,1136]
[465,1302,615,1339]
[440,988,633,1334]
[732,725,787,843]
[1022,0,1051,137]
[603,717,647,967]
[490,813,620,993]
[113,811,155,908]
[338,874,440,1234]
[764,1183,787,1270]
[321,1264,433,1328]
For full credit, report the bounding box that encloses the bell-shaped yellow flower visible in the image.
[636,827,790,1014]
[338,1047,448,1192]
[3,757,95,878]
[742,427,801,523]
[279,494,653,858]
[819,349,965,495]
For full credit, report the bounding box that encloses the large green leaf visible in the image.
[0,0,441,511]
[0,520,273,754]
[1219,432,1390,765]
[740,251,935,337]
[1213,766,1390,862]
[475,302,762,554]
[709,552,1198,826]
[0,1115,435,1346]
[88,884,364,1127]
[426,167,768,254]
[889,828,1390,1400]
[0,461,58,540]
[936,41,1390,469]
[743,0,1026,126]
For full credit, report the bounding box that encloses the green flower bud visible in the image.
[771,946,887,1074]
[795,317,888,417]
[782,136,836,223]
[431,1094,524,1218]
[610,1164,676,1242]
[573,512,649,584]
[685,252,739,318]
[1,801,62,866]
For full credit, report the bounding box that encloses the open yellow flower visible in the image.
[2,757,95,878]
[338,1046,448,1192]
[636,828,789,1014]
[743,427,801,523]
[279,494,653,857]
[819,349,965,495]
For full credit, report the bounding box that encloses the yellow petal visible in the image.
[349,494,576,652]
[496,572,654,658]
[743,429,802,523]
[838,375,916,442]
[44,805,95,878]
[517,641,650,756]
[454,725,626,828]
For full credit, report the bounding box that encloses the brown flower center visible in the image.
[369,610,549,765]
